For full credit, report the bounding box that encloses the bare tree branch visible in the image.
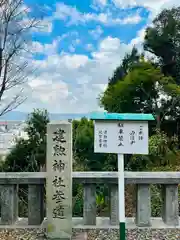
[0,0,41,116]
[0,0,6,7]
[0,89,27,116]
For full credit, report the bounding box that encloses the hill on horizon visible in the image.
[0,111,91,121]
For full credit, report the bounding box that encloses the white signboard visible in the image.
[94,121,148,154]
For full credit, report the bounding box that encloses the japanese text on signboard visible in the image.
[98,129,108,148]
[52,128,66,219]
[118,123,124,146]
[129,125,144,145]
[138,125,143,140]
[94,121,148,154]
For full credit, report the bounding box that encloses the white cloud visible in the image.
[31,41,44,53]
[94,0,108,6]
[119,0,180,57]
[89,26,103,39]
[96,36,121,53]
[54,2,142,26]
[30,40,58,55]
[19,74,70,113]
[66,38,80,53]
[130,26,146,47]
[61,54,89,69]
[14,0,180,115]
[93,83,108,92]
[121,14,142,24]
[112,0,180,20]
[29,76,69,103]
[30,35,67,56]
[130,25,159,60]
[17,36,131,114]
[33,18,53,33]
[113,0,175,8]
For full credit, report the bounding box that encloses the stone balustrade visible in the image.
[0,171,179,228]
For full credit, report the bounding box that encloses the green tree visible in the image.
[2,109,49,172]
[73,117,117,171]
[72,118,118,217]
[108,46,141,85]
[100,60,180,128]
[144,7,180,83]
[128,130,179,171]
[144,7,180,122]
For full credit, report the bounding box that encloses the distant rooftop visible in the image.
[0,121,28,153]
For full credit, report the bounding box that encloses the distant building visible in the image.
[0,121,28,160]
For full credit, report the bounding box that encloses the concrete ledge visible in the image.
[0,217,179,229]
[0,172,179,184]
[0,172,45,184]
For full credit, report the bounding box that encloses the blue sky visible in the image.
[13,0,179,114]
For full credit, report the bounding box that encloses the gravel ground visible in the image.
[0,229,179,239]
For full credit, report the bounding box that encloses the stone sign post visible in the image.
[46,121,72,239]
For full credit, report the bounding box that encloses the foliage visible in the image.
[73,117,117,171]
[144,7,180,119]
[100,7,180,128]
[72,183,83,217]
[108,46,142,85]
[2,109,49,172]
[72,118,117,216]
[96,190,106,216]
[150,164,180,217]
[151,184,162,217]
[144,7,180,82]
[128,129,179,171]
[148,130,179,165]
[100,60,178,128]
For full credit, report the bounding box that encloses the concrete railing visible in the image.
[0,171,179,228]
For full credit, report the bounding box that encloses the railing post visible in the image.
[83,183,96,225]
[1,184,18,224]
[135,184,151,227]
[110,183,118,225]
[161,184,179,226]
[28,184,44,225]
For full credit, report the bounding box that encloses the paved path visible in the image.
[73,232,87,240]
[5,217,179,229]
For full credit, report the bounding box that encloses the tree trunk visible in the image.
[156,115,161,130]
